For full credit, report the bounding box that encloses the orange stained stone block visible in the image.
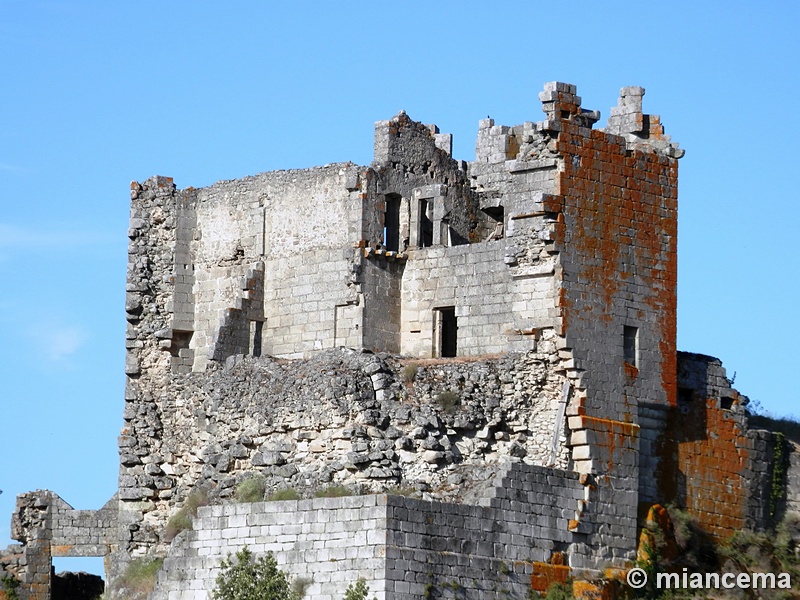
[530,562,571,592]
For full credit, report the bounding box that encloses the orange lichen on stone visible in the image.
[637,503,679,564]
[674,397,749,539]
[530,562,571,592]
[572,580,606,599]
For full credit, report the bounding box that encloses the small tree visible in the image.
[212,547,301,600]
[344,578,375,600]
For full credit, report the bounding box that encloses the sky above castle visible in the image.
[1,0,798,575]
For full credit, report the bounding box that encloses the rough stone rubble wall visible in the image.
[121,345,573,560]
[151,463,632,600]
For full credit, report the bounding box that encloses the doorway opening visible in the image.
[435,307,457,358]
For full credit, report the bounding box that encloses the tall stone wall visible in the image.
[184,164,365,364]
[786,444,800,514]
[545,84,680,447]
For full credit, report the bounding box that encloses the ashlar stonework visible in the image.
[4,81,798,600]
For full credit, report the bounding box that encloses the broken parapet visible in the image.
[604,86,685,158]
[538,81,601,128]
[373,110,455,166]
[9,491,118,600]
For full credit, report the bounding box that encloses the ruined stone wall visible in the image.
[547,85,680,427]
[186,164,365,364]
[150,463,633,600]
[465,86,683,538]
[360,255,404,354]
[373,113,478,247]
[6,492,117,600]
[656,352,776,539]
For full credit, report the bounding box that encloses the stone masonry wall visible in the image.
[151,463,632,600]
[545,83,680,439]
[786,444,800,514]
[186,164,364,364]
[399,240,558,358]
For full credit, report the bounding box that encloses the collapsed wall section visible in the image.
[115,344,576,566]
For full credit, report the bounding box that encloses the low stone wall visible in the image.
[151,462,632,600]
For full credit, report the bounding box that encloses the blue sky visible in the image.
[1,1,798,575]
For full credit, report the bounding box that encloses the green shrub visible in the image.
[776,510,800,559]
[268,488,301,501]
[165,490,208,541]
[540,581,574,600]
[235,475,267,503]
[344,578,375,600]
[402,363,419,383]
[314,485,351,498]
[435,390,460,413]
[212,546,302,600]
[1,574,20,600]
[116,557,164,597]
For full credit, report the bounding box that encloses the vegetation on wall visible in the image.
[634,504,800,598]
[112,557,164,600]
[343,578,375,600]
[165,490,208,542]
[747,405,800,445]
[771,432,790,522]
[235,476,267,503]
[1,574,20,600]
[435,390,460,414]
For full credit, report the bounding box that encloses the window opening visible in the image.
[482,206,504,241]
[623,325,638,367]
[677,387,693,414]
[448,227,469,246]
[250,320,263,357]
[436,307,457,357]
[720,397,734,410]
[419,199,433,247]
[383,194,401,252]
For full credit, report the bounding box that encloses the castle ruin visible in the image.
[3,82,798,599]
